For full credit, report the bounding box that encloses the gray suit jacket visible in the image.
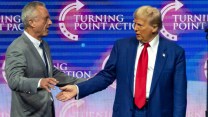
[5,33,85,117]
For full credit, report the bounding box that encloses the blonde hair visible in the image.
[133,6,162,30]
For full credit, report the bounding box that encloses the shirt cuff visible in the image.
[37,78,42,88]
[75,85,79,100]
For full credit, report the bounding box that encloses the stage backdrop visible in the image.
[0,0,207,117]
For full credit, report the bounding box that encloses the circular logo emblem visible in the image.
[59,0,84,41]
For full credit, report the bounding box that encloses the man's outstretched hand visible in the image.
[56,85,78,102]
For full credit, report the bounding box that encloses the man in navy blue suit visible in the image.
[56,5,187,117]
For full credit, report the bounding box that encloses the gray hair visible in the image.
[21,1,45,29]
[133,6,162,30]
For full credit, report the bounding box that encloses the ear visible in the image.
[28,19,36,28]
[152,24,159,33]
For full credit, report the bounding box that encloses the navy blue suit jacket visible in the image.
[77,37,187,117]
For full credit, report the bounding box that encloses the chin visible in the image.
[136,37,142,41]
[42,34,48,37]
[43,32,49,36]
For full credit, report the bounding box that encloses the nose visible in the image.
[48,19,52,25]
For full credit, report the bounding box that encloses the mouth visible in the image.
[136,34,140,37]
[136,34,142,40]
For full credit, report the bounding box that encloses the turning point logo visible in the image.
[58,0,134,41]
[160,0,183,41]
[161,0,208,41]
[59,0,84,41]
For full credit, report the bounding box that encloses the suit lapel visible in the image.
[126,37,139,96]
[149,38,167,98]
[22,34,49,77]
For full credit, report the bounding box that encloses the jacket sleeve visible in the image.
[77,41,118,99]
[52,67,86,87]
[173,49,187,117]
[5,47,40,94]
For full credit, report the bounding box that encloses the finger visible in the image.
[62,97,69,102]
[48,78,59,85]
[56,93,68,101]
[56,92,72,102]
[61,94,71,102]
[60,85,70,91]
[44,86,51,92]
[47,84,55,90]
[56,92,64,99]
[42,81,54,90]
[57,95,66,101]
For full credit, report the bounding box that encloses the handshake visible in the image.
[40,77,78,102]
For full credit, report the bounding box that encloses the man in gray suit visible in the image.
[5,1,85,117]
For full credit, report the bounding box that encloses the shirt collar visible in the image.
[139,34,159,49]
[24,31,41,47]
[149,34,159,49]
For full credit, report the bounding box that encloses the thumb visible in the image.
[59,85,71,91]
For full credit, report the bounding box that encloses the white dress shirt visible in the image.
[24,31,47,65]
[133,35,159,98]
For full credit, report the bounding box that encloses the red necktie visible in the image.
[134,43,149,109]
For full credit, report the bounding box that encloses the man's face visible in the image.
[32,6,52,38]
[133,17,155,43]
